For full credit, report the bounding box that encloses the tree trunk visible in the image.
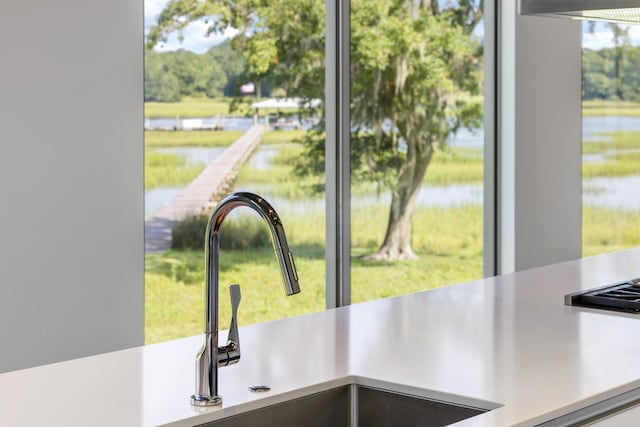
[364,143,435,261]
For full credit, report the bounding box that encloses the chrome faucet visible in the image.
[190,192,301,407]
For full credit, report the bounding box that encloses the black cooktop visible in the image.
[565,278,640,313]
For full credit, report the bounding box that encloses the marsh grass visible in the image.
[144,97,306,119]
[583,131,640,178]
[145,151,204,189]
[583,155,640,178]
[145,130,244,148]
[145,204,483,344]
[145,134,486,343]
[261,130,307,144]
[583,131,640,153]
[144,97,243,118]
[583,207,640,257]
[145,202,638,343]
[583,100,640,117]
[145,125,640,344]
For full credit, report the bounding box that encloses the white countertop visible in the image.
[2,248,640,426]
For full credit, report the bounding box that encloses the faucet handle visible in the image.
[218,284,241,367]
[228,284,241,346]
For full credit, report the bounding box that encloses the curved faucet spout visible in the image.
[206,192,301,304]
[191,192,301,407]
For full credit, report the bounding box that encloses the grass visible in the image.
[144,97,244,118]
[583,131,640,179]
[145,151,204,190]
[145,202,640,343]
[145,248,326,344]
[145,202,640,344]
[144,96,307,118]
[145,130,244,148]
[145,125,640,344]
[583,207,640,257]
[583,100,640,117]
[145,204,482,344]
[143,130,267,191]
[261,129,308,144]
[424,148,483,184]
[583,131,640,153]
[145,132,486,343]
[145,97,640,118]
[583,154,640,178]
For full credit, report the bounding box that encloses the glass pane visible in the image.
[349,1,486,302]
[582,22,640,257]
[144,0,325,344]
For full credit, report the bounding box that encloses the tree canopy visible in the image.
[145,41,246,101]
[583,45,640,101]
[148,0,484,260]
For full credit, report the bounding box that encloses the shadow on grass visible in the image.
[145,243,326,285]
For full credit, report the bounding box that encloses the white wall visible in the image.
[499,4,582,273]
[0,0,143,373]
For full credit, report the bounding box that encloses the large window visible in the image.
[582,22,640,257]
[144,0,491,344]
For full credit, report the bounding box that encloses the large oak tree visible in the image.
[149,0,484,260]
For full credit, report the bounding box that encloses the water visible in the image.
[145,116,640,218]
[146,116,254,131]
[146,116,318,132]
[153,146,226,165]
[432,117,640,148]
[583,116,640,141]
[145,187,183,218]
[235,183,483,215]
[247,145,279,170]
[145,147,226,217]
[584,176,640,211]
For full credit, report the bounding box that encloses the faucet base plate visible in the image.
[191,394,223,407]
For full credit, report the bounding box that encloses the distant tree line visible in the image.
[583,45,640,101]
[144,40,251,101]
[583,22,640,101]
[146,39,640,104]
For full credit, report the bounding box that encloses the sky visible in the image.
[583,21,640,50]
[145,0,640,54]
[145,0,235,53]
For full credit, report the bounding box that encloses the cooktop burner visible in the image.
[565,278,640,313]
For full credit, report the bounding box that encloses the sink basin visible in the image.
[198,383,488,427]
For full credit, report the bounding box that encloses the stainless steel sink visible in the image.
[198,384,488,427]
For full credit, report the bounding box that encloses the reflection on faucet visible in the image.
[190,192,301,407]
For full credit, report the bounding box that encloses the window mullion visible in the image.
[325,0,351,308]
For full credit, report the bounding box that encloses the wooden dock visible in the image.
[145,124,266,252]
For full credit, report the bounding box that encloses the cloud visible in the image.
[153,22,236,54]
[144,0,168,32]
[583,31,617,50]
[145,0,237,53]
[582,22,640,50]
